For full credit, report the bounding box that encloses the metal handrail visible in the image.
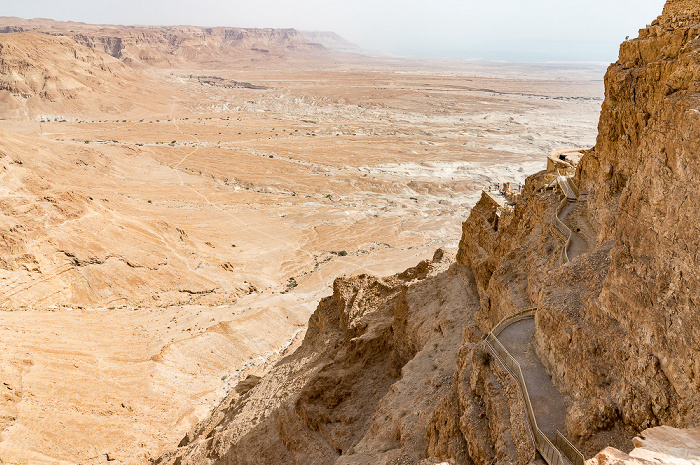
[551,170,577,264]
[566,178,581,198]
[552,196,572,264]
[485,309,585,465]
[556,431,585,465]
[490,307,537,337]
[485,334,538,457]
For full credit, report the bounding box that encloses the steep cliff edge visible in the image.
[157,251,536,465]
[560,0,700,433]
[0,32,178,118]
[454,0,700,455]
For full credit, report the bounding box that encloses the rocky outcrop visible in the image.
[588,426,700,465]
[454,0,700,455]
[157,250,539,465]
[559,0,700,434]
[0,32,121,98]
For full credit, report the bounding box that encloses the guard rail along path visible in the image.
[550,171,580,264]
[484,309,585,465]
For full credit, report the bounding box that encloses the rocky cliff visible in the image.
[160,0,700,463]
[588,426,700,465]
[451,0,700,452]
[0,18,339,68]
[553,0,700,433]
[157,250,542,465]
[453,0,700,455]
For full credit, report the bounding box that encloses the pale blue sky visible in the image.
[1,0,667,62]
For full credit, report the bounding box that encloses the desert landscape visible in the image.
[0,2,698,464]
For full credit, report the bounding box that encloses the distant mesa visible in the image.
[0,17,366,119]
[300,30,362,52]
[0,17,363,69]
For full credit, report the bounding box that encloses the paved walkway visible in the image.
[498,318,566,441]
[558,200,587,261]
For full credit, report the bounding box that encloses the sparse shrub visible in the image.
[480,349,492,365]
[283,277,298,293]
[338,250,348,256]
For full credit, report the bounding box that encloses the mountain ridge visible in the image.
[0,17,359,68]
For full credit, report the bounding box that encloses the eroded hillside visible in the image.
[0,32,178,119]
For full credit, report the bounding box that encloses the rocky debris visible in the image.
[588,425,700,465]
[234,375,261,396]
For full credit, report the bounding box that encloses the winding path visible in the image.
[498,318,566,440]
[557,200,587,261]
[485,160,590,465]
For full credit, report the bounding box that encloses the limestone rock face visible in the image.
[156,251,463,464]
[661,0,700,20]
[0,32,176,118]
[0,18,334,69]
[455,0,700,454]
[571,0,700,431]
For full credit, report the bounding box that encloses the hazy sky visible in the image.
[1,0,667,62]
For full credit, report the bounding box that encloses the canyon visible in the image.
[0,1,698,464]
